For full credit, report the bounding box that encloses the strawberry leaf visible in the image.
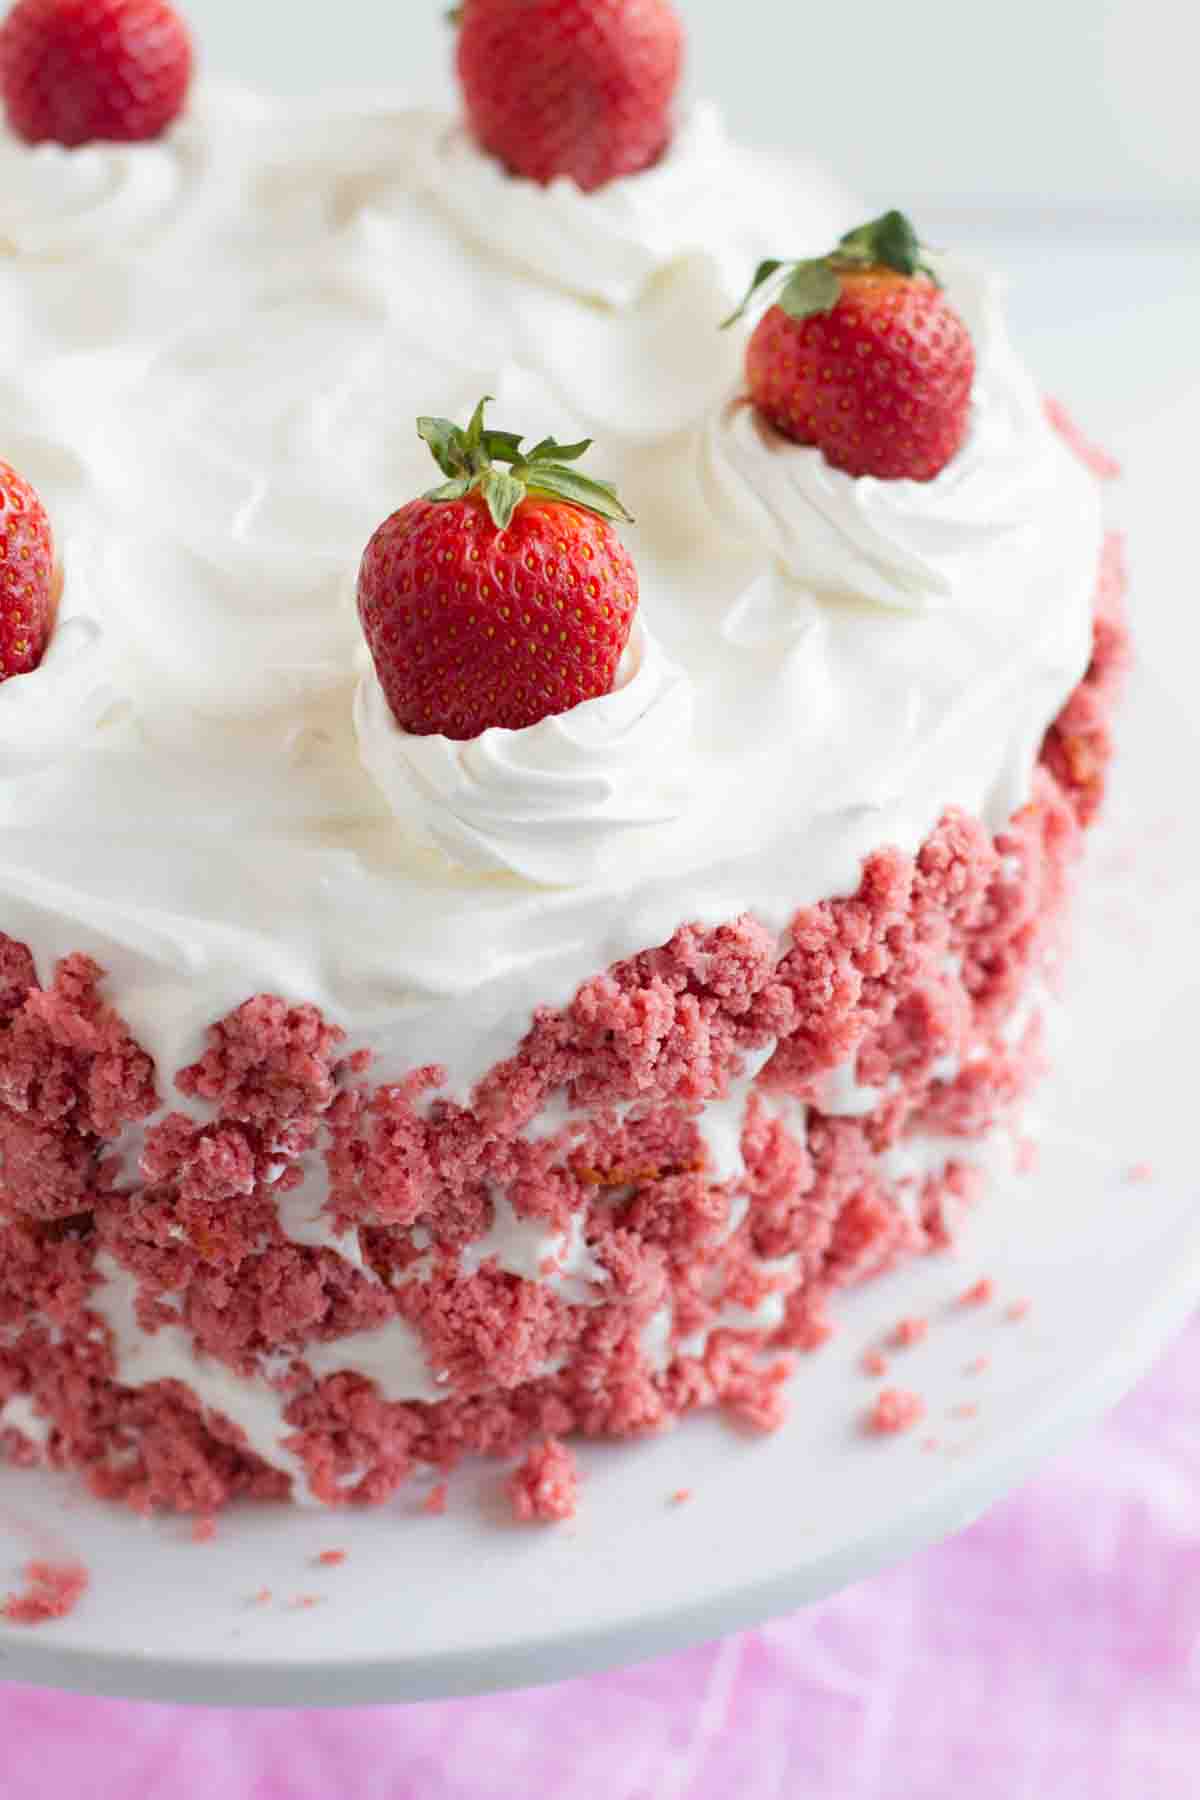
[835,209,935,280]
[525,464,635,524]
[721,258,787,329]
[416,416,466,479]
[424,476,474,503]
[481,429,525,464]
[834,208,921,271]
[778,261,841,321]
[527,436,593,465]
[479,467,526,531]
[462,395,493,455]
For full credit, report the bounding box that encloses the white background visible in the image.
[186,0,1200,226]
[182,0,1197,710]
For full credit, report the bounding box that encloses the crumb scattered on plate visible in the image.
[509,1439,580,1523]
[2,1560,88,1626]
[865,1389,926,1436]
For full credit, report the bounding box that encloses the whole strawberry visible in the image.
[0,0,193,148]
[724,211,975,482]
[358,399,638,740]
[455,0,684,194]
[0,461,53,679]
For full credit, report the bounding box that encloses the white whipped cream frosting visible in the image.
[0,87,274,261]
[700,260,1070,614]
[0,569,118,771]
[418,102,794,308]
[354,618,695,884]
[0,82,1101,1127]
[0,136,185,258]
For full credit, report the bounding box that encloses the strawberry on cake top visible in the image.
[0,0,1126,1515]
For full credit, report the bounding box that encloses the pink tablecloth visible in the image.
[3,1315,1198,1800]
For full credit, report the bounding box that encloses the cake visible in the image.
[0,0,1127,1518]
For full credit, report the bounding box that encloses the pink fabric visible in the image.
[1,1317,1197,1799]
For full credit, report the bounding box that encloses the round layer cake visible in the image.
[0,83,1126,1514]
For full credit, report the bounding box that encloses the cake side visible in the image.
[0,522,1128,1512]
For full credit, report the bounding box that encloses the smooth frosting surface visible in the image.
[0,84,1102,1110]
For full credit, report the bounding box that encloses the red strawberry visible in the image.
[455,0,684,194]
[358,399,638,740]
[0,461,53,680]
[724,211,975,482]
[0,0,192,148]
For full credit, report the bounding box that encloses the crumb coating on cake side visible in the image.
[0,530,1128,1513]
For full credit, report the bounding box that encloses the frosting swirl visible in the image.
[418,103,737,308]
[354,618,695,885]
[699,261,1065,613]
[0,556,119,773]
[0,135,185,259]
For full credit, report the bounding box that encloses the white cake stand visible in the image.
[0,665,1194,1708]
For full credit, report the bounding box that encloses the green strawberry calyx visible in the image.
[721,210,940,331]
[418,398,635,532]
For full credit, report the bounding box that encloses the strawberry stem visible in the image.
[721,209,940,330]
[417,398,634,531]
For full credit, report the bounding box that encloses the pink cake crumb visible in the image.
[790,1296,835,1353]
[952,1401,980,1421]
[891,1317,929,1349]
[508,1439,580,1524]
[1006,1299,1032,1323]
[958,1278,995,1308]
[422,1483,449,1517]
[2,1561,89,1625]
[861,1350,890,1378]
[289,1594,324,1611]
[191,1516,217,1544]
[964,1356,991,1377]
[1125,1162,1154,1184]
[316,1549,347,1567]
[670,1488,693,1506]
[866,1389,926,1436]
[249,1588,272,1606]
[720,1360,792,1434]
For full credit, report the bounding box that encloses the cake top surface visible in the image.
[0,84,1101,1096]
